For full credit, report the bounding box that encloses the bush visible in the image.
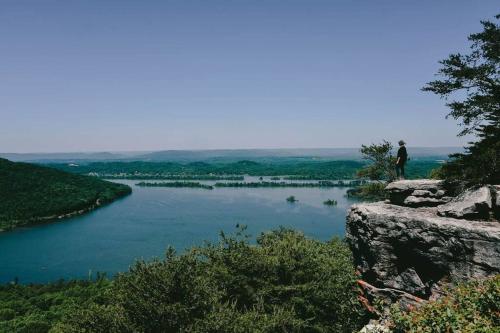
[390,275,500,333]
[0,279,111,333]
[0,308,16,321]
[357,141,397,182]
[347,182,387,201]
[61,227,368,332]
[429,166,445,180]
[18,319,51,333]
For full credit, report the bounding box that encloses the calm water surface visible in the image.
[0,178,358,283]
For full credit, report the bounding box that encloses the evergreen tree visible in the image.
[423,15,499,186]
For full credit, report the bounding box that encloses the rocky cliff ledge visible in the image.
[346,180,500,309]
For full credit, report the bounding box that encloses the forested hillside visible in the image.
[49,159,440,180]
[0,229,368,333]
[0,158,131,231]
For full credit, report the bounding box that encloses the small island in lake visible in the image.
[214,180,365,188]
[286,195,298,203]
[136,181,214,190]
[323,199,338,206]
[104,174,244,181]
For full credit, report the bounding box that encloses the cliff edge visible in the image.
[346,180,500,310]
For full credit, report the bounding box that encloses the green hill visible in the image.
[0,158,131,231]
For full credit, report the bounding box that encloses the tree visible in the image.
[423,14,499,186]
[357,140,397,182]
[58,228,367,332]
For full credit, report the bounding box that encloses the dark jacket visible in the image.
[397,146,407,165]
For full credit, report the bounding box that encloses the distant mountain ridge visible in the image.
[0,147,464,163]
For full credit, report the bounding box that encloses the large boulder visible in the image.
[437,186,492,220]
[493,185,500,219]
[346,202,500,300]
[403,195,451,208]
[385,180,448,207]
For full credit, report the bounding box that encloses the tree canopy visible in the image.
[0,158,131,230]
[357,140,397,182]
[423,14,499,186]
[0,228,369,333]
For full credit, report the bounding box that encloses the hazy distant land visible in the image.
[0,147,463,164]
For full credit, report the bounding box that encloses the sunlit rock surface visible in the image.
[346,180,500,310]
[385,180,450,207]
[438,185,492,220]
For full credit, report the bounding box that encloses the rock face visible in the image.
[385,180,451,207]
[347,202,500,297]
[491,185,500,220]
[494,185,500,219]
[438,186,492,220]
[346,180,500,309]
[386,180,497,219]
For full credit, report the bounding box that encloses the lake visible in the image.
[0,178,358,284]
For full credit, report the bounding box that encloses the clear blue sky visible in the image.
[1,0,497,153]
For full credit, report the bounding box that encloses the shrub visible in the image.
[390,275,500,333]
[347,182,387,201]
[0,308,16,321]
[0,279,111,333]
[357,141,397,182]
[62,227,368,332]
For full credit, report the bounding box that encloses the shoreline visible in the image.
[0,190,131,233]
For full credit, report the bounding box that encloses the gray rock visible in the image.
[385,180,444,193]
[358,279,425,312]
[411,189,446,198]
[404,195,451,208]
[437,186,492,220]
[390,268,426,295]
[346,202,500,300]
[359,320,391,333]
[493,185,500,219]
[410,190,433,197]
[385,180,445,206]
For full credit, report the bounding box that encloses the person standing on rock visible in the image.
[395,140,407,180]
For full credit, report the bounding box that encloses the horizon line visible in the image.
[0,146,465,155]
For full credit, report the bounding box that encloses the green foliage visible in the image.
[0,279,111,333]
[286,196,297,203]
[0,159,131,231]
[50,160,368,180]
[349,141,397,201]
[59,228,368,332]
[423,15,500,186]
[429,166,446,180]
[50,159,440,185]
[357,141,397,182]
[214,180,365,188]
[346,182,387,201]
[323,199,338,206]
[0,229,367,332]
[104,174,244,180]
[136,180,369,190]
[135,181,214,189]
[390,275,500,333]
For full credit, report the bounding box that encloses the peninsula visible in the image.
[0,158,132,231]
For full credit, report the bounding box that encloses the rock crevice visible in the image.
[346,180,500,308]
